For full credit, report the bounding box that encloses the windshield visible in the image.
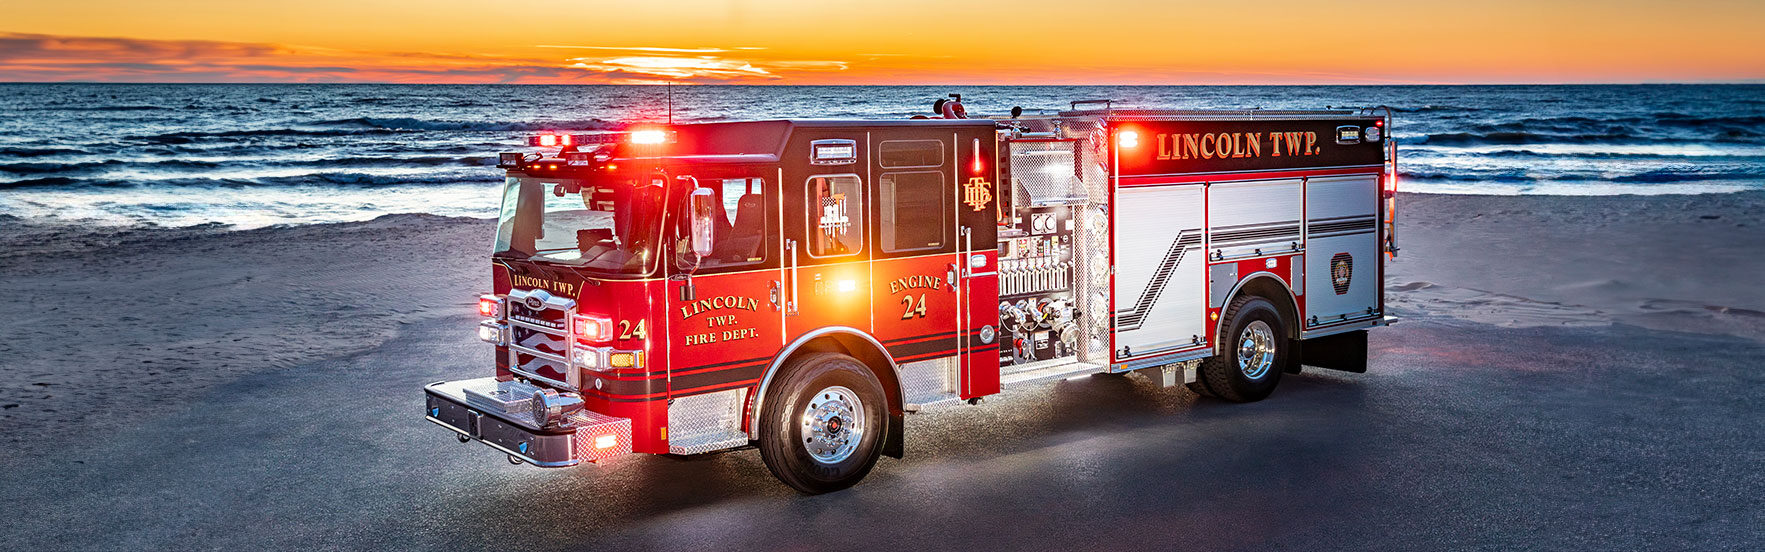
[492,175,666,276]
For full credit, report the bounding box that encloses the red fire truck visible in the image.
[424,99,1398,493]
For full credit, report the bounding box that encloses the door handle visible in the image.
[785,239,799,315]
[769,280,782,311]
[946,263,959,291]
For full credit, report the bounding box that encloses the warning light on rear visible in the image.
[1117,130,1139,148]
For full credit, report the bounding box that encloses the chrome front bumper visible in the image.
[424,377,632,467]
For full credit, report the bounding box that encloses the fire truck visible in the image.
[424,98,1399,493]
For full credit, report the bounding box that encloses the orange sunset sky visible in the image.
[4,0,1764,84]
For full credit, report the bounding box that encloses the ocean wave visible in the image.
[307,117,619,132]
[1417,147,1765,160]
[125,128,389,145]
[0,146,91,158]
[0,171,492,190]
[1400,165,1765,183]
[0,155,491,178]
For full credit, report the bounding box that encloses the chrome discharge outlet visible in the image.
[531,388,586,429]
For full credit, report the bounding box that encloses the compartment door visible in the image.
[1303,175,1380,325]
[1112,184,1206,360]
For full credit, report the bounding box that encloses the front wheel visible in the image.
[1197,295,1290,402]
[757,353,887,494]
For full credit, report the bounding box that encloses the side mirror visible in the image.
[689,188,717,259]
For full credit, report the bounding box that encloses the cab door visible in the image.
[664,172,784,396]
[783,136,874,341]
[868,134,963,373]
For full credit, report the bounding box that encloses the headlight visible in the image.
[572,346,601,368]
[477,321,506,345]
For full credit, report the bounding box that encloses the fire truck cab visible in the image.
[424,101,1398,493]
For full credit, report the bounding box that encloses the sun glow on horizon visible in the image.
[2,0,1763,84]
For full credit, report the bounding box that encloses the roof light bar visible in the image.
[628,129,671,145]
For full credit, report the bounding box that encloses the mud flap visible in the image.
[1300,330,1368,373]
[882,412,904,459]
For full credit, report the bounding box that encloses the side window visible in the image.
[679,176,768,270]
[879,171,946,252]
[806,174,864,257]
[878,140,945,169]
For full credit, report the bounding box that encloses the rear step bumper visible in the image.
[424,377,632,467]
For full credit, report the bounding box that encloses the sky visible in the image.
[3,0,1764,84]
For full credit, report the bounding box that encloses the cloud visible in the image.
[535,45,743,53]
[0,32,848,84]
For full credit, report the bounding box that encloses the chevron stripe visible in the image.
[1115,229,1203,330]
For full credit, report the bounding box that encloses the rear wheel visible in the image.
[1197,295,1290,402]
[757,353,887,494]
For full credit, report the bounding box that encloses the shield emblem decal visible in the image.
[1330,253,1353,295]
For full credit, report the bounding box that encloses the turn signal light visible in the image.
[593,434,618,450]
[608,351,642,369]
[572,313,614,343]
[477,294,501,318]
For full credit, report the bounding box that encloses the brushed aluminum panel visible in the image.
[1207,179,1302,231]
[1305,174,1378,222]
[666,388,750,455]
[1113,184,1206,358]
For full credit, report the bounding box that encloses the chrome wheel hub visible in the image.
[800,385,865,464]
[1237,320,1277,379]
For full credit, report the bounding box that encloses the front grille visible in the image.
[513,326,569,356]
[502,288,577,389]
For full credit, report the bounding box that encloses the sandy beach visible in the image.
[0,191,1761,549]
[4,192,1761,461]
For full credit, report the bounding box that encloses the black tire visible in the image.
[1198,295,1290,402]
[757,352,888,494]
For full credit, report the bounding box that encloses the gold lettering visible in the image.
[1181,133,1199,160]
[1305,131,1317,155]
[1200,133,1215,159]
[1157,134,1171,160]
[1246,133,1261,158]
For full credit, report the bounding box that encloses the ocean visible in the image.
[2,84,1761,228]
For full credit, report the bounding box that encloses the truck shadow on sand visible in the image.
[447,369,1376,541]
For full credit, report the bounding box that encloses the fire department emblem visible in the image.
[963,177,992,212]
[1330,253,1353,295]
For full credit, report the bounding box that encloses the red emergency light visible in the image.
[572,313,615,344]
[971,138,985,174]
[531,134,571,147]
[1117,130,1140,149]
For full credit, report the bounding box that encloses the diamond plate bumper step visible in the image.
[425,377,631,467]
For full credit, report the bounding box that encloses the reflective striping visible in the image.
[1115,230,1203,329]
